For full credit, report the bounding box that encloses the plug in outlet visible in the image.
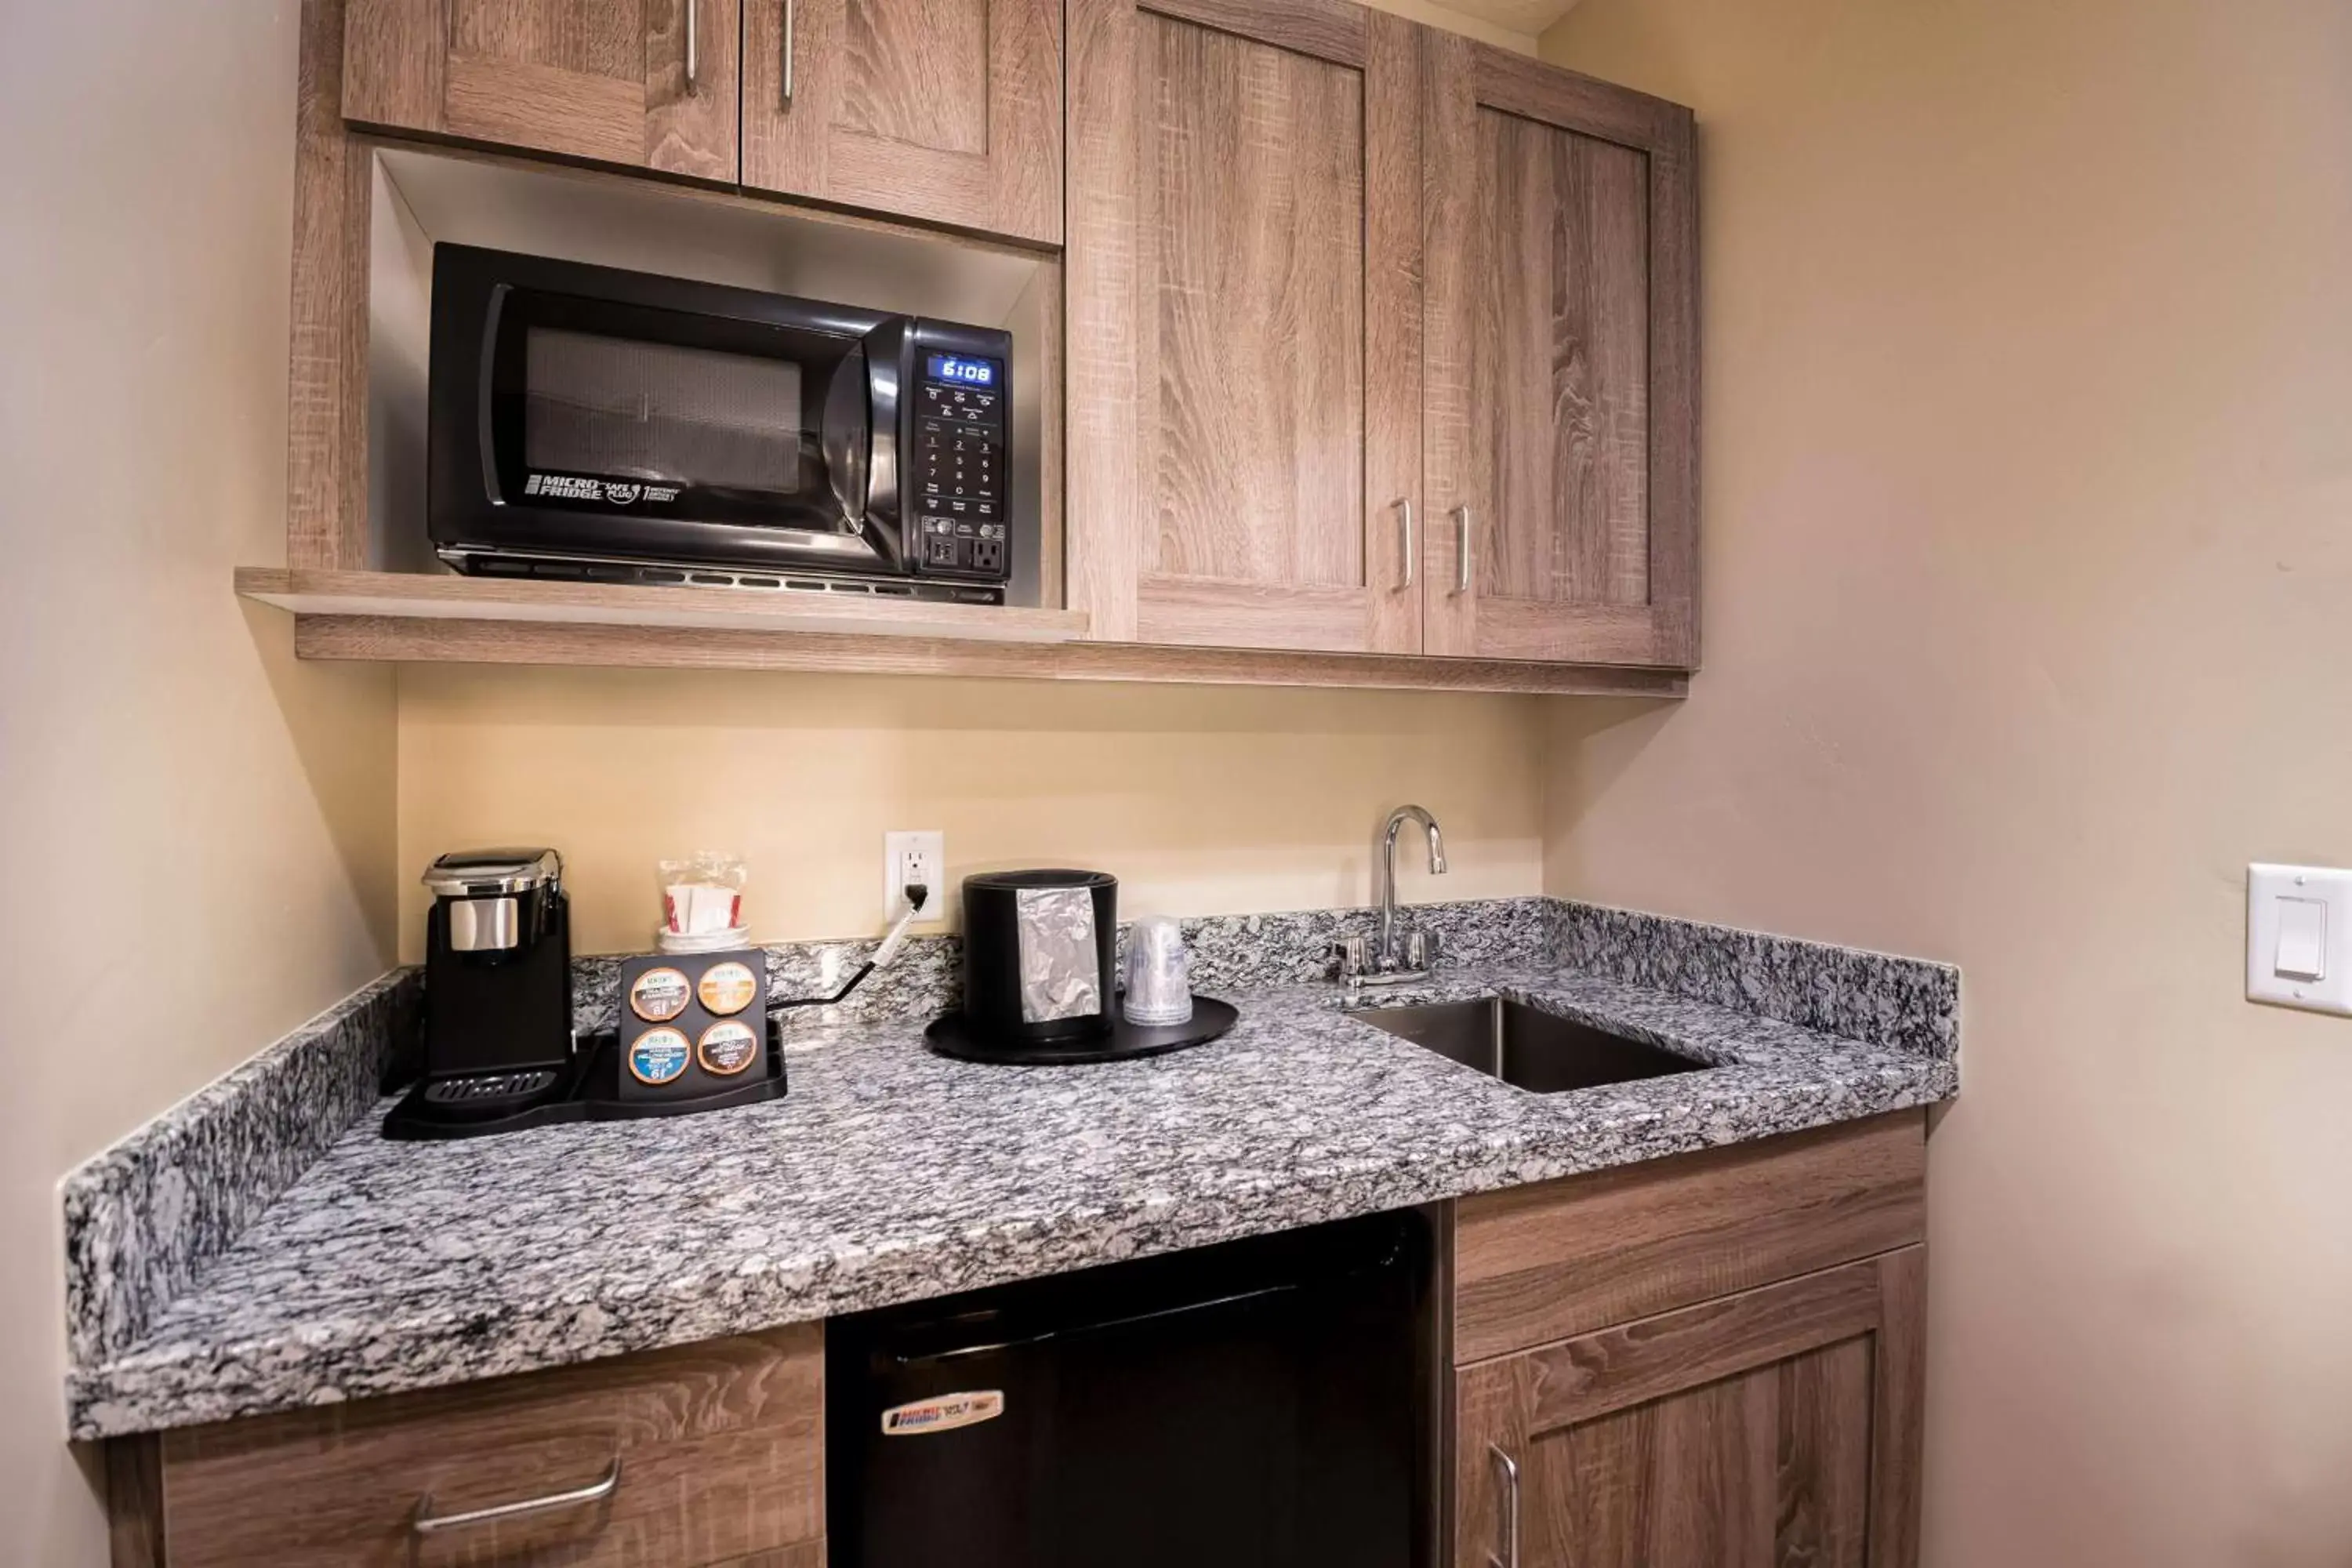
[884,831,944,923]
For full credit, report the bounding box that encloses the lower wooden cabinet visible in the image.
[1454,1248,1926,1568]
[106,1324,823,1568]
[1446,1112,1930,1568]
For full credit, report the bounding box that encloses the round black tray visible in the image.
[925,996,1238,1065]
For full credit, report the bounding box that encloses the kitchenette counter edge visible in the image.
[64,897,1957,1440]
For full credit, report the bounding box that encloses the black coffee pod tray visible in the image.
[924,995,1238,1065]
[382,1016,789,1141]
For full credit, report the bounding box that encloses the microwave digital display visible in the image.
[927,354,998,387]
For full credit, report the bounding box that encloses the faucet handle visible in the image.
[1402,927,1437,974]
[1332,935,1369,980]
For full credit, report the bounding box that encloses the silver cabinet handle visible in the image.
[1454,506,1475,595]
[1487,1444,1519,1568]
[1397,499,1416,589]
[412,1457,621,1537]
[782,0,797,102]
[684,0,698,87]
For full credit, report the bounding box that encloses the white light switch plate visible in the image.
[2247,863,2352,1015]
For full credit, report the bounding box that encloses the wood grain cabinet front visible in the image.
[742,0,1065,245]
[343,0,742,180]
[1446,1114,1931,1568]
[106,1324,824,1568]
[1067,5,1701,670]
[1421,37,1700,669]
[1454,1249,1926,1568]
[1066,0,1425,656]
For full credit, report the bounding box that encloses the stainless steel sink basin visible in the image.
[1352,996,1705,1094]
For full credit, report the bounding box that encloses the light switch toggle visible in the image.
[2248,864,2352,1016]
[2277,897,2327,982]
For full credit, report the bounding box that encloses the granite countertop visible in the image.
[68,954,1954,1440]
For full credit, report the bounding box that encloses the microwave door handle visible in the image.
[477,284,509,505]
[860,322,904,564]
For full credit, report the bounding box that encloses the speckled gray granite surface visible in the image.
[1551,900,1959,1059]
[64,895,1957,1439]
[61,972,419,1370]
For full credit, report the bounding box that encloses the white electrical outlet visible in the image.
[884,831,944,923]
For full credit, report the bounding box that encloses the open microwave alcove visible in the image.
[362,143,1064,612]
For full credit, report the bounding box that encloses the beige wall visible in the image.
[1538,0,2352,1563]
[1356,0,1540,54]
[399,669,1544,957]
[0,4,398,1564]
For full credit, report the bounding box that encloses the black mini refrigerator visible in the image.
[829,1212,1432,1568]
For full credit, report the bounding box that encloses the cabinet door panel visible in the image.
[742,0,1062,245]
[1456,1250,1924,1568]
[346,0,740,180]
[1142,15,1363,589]
[1479,110,1650,608]
[1069,0,1421,655]
[1425,32,1697,668]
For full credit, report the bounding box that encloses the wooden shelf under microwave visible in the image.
[234,568,1687,696]
[236,568,1090,641]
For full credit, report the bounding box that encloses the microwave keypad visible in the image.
[916,376,1007,576]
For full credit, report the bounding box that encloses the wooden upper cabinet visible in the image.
[1422,36,1700,669]
[1066,0,1422,655]
[742,0,1064,244]
[343,0,741,180]
[1454,1250,1926,1568]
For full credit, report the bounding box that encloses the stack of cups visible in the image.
[659,852,750,955]
[1121,916,1192,1026]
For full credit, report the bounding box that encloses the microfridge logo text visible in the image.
[524,474,678,505]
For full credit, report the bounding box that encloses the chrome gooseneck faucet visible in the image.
[1367,804,1447,982]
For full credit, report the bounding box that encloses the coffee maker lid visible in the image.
[423,848,564,897]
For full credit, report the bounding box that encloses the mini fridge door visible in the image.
[829,1213,1429,1568]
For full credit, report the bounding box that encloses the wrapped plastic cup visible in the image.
[661,851,746,938]
[1122,916,1192,1026]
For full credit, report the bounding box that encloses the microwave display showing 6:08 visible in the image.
[927,354,997,387]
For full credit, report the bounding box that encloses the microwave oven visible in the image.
[426,244,1018,602]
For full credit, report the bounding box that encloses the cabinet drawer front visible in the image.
[1454,1112,1926,1363]
[149,1325,822,1568]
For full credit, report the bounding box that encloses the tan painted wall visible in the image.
[398,669,1544,958]
[1355,0,1539,54]
[1537,0,2352,1563]
[0,5,398,1564]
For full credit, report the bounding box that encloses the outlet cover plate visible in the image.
[885,831,945,923]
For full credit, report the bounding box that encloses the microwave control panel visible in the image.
[913,356,1007,579]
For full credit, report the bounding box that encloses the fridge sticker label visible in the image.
[630,967,691,1023]
[628,1028,691,1085]
[698,960,759,1017]
[698,1018,760,1076]
[880,1391,1005,1436]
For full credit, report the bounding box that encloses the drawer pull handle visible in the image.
[411,1456,622,1536]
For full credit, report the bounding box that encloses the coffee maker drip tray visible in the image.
[421,1070,562,1107]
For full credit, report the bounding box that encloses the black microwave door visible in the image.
[467,288,895,573]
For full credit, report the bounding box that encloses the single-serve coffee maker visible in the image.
[387,846,790,1141]
[415,848,574,1115]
